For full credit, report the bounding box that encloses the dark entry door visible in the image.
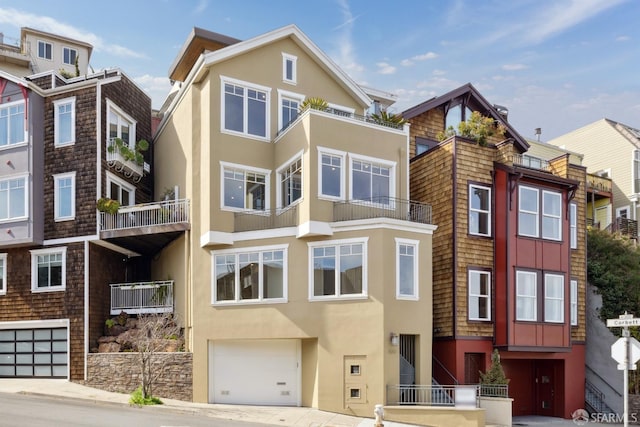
[465,353,485,384]
[535,361,554,416]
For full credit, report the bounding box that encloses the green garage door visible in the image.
[0,327,68,378]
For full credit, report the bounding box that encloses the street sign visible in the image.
[612,337,640,370]
[607,318,640,327]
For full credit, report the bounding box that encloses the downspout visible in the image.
[452,138,458,340]
[83,239,89,380]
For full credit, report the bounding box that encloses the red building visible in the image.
[404,84,586,417]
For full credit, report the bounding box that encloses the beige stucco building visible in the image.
[153,25,436,416]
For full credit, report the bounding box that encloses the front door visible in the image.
[535,361,554,416]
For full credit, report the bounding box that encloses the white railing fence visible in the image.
[110,280,174,315]
[100,199,190,232]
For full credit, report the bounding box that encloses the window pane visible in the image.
[239,253,259,300]
[224,84,244,132]
[398,245,415,296]
[223,170,244,208]
[57,177,72,218]
[545,275,564,322]
[245,173,265,210]
[281,98,299,128]
[520,187,538,212]
[9,105,24,144]
[215,255,235,301]
[0,113,7,146]
[321,155,341,197]
[516,272,537,321]
[247,89,266,137]
[58,103,72,143]
[313,248,335,296]
[471,187,489,211]
[352,168,371,201]
[340,244,363,295]
[263,251,284,299]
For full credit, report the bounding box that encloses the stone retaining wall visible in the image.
[82,352,193,401]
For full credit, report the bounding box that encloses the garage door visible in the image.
[210,339,300,406]
[0,326,68,378]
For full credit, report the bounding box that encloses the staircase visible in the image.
[585,378,615,415]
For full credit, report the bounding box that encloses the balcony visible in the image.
[513,153,550,172]
[106,138,144,182]
[607,216,638,239]
[110,280,173,315]
[232,198,432,232]
[385,383,508,406]
[99,199,190,255]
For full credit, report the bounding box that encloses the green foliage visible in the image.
[59,68,74,79]
[105,319,115,329]
[300,97,328,112]
[96,198,120,214]
[129,386,163,406]
[479,349,510,385]
[436,111,506,145]
[369,110,407,127]
[107,137,149,166]
[587,227,640,322]
[116,311,128,327]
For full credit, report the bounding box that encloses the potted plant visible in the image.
[300,97,328,112]
[369,110,407,127]
[108,138,149,166]
[437,111,506,146]
[97,197,120,214]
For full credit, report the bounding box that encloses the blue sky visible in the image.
[0,0,636,141]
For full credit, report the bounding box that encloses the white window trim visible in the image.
[516,270,537,321]
[106,171,136,206]
[37,40,52,60]
[348,152,396,203]
[30,247,67,293]
[62,46,77,65]
[469,269,491,321]
[519,186,539,238]
[570,203,577,249]
[277,89,305,131]
[544,273,564,323]
[282,53,297,84]
[0,99,27,150]
[53,172,76,222]
[0,173,29,223]
[317,146,346,201]
[570,279,578,326]
[54,97,76,147]
[220,161,271,212]
[220,75,271,141]
[395,238,419,300]
[211,244,288,305]
[106,99,137,149]
[276,150,304,210]
[616,205,630,219]
[542,190,562,241]
[469,183,491,237]
[308,237,369,301]
[0,253,6,295]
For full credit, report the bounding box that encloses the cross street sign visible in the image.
[607,318,640,328]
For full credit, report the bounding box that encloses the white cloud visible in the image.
[330,0,365,79]
[0,8,146,59]
[376,62,396,75]
[193,0,208,14]
[412,52,438,61]
[401,59,413,67]
[432,69,447,76]
[616,35,630,42]
[133,74,172,109]
[502,63,528,71]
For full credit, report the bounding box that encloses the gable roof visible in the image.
[402,82,529,153]
[176,24,372,109]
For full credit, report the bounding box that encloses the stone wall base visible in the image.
[82,352,193,401]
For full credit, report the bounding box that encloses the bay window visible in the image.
[0,176,27,220]
[0,101,26,147]
[350,155,395,205]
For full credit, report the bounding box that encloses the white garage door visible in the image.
[0,324,68,378]
[210,339,300,406]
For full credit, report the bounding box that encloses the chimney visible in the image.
[493,104,508,122]
[535,128,541,142]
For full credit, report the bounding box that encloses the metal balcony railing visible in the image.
[334,197,432,224]
[513,153,550,171]
[100,199,190,232]
[234,205,298,232]
[110,280,173,315]
[386,384,507,407]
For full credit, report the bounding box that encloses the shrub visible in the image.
[129,386,162,406]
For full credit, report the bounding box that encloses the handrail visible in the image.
[100,199,190,232]
[433,355,459,385]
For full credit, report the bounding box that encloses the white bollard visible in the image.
[374,404,384,427]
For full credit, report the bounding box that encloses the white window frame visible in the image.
[308,237,368,301]
[30,247,66,293]
[54,97,76,147]
[282,53,297,84]
[106,99,136,149]
[276,150,303,210]
[211,244,288,305]
[62,46,77,65]
[396,238,419,300]
[0,174,28,222]
[516,270,537,321]
[469,183,491,236]
[616,205,630,219]
[106,172,135,206]
[277,89,304,130]
[348,153,396,205]
[0,253,6,295]
[570,279,578,326]
[220,161,271,212]
[0,100,27,149]
[544,273,564,323]
[518,186,539,238]
[37,40,52,60]
[469,270,491,321]
[318,146,346,201]
[220,76,271,141]
[542,190,562,241]
[570,203,577,249]
[53,172,76,222]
